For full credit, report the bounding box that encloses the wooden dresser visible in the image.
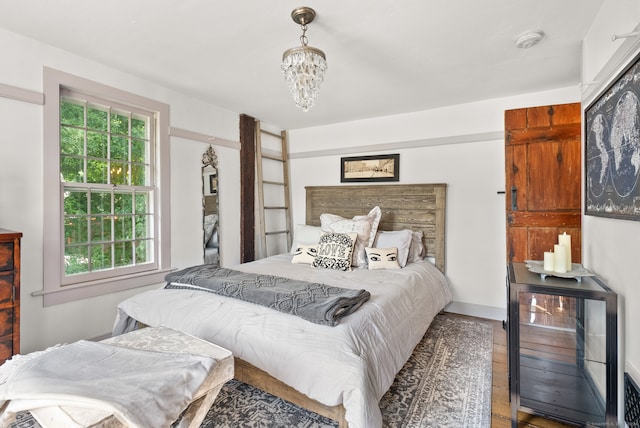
[0,229,22,364]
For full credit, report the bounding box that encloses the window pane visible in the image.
[60,156,85,183]
[87,160,108,184]
[111,111,129,135]
[65,245,89,275]
[60,100,84,127]
[114,241,133,267]
[131,139,146,163]
[87,131,108,159]
[135,214,148,239]
[90,215,111,242]
[131,117,146,139]
[64,190,88,215]
[135,193,150,214]
[110,162,128,185]
[115,192,133,214]
[131,163,146,186]
[60,127,84,156]
[91,243,112,271]
[64,216,88,245]
[90,190,111,214]
[135,239,150,263]
[111,136,128,161]
[87,106,108,131]
[114,215,133,241]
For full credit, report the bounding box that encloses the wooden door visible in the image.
[505,103,582,264]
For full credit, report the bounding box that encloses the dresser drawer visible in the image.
[0,335,12,362]
[0,273,13,306]
[0,309,13,337]
[0,242,14,272]
[0,230,20,364]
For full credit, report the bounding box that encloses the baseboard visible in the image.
[444,301,505,321]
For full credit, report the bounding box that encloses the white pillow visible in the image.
[290,224,323,254]
[365,247,400,270]
[312,232,358,271]
[320,206,381,267]
[408,230,426,263]
[291,244,318,264]
[353,206,382,247]
[374,229,413,267]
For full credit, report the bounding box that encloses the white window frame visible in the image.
[42,67,171,306]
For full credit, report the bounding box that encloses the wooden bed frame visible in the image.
[234,183,447,428]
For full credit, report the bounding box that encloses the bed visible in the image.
[113,183,452,428]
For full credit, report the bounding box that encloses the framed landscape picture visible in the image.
[585,50,640,221]
[340,154,400,183]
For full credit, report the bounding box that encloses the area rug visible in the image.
[10,314,493,428]
[203,314,493,427]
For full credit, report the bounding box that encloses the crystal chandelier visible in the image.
[281,7,327,112]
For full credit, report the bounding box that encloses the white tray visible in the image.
[524,260,595,282]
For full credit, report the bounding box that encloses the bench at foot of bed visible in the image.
[1,326,234,428]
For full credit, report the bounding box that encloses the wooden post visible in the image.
[239,114,256,263]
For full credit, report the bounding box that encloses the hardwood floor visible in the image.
[486,317,574,428]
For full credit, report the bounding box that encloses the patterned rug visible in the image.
[11,314,494,428]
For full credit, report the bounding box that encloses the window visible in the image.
[60,92,156,282]
[43,68,171,306]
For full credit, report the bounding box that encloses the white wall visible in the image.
[0,28,242,353]
[288,87,580,319]
[582,0,640,408]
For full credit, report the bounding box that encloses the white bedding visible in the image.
[113,253,452,428]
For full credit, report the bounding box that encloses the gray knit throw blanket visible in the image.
[165,265,370,326]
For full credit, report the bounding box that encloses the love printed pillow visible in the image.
[312,232,358,271]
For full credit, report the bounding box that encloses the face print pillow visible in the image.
[365,247,401,270]
[292,244,318,264]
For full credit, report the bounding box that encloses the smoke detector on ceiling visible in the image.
[515,31,544,49]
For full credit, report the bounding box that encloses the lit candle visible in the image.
[554,244,567,273]
[558,232,572,271]
[544,251,554,271]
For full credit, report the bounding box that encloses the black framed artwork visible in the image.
[340,154,400,183]
[585,50,640,221]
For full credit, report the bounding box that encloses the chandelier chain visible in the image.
[300,24,308,46]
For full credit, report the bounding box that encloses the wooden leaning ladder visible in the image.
[255,121,292,258]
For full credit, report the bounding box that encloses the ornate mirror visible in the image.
[202,145,219,265]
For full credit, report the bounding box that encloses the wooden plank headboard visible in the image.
[305,183,447,273]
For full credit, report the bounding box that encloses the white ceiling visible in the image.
[0,0,603,130]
